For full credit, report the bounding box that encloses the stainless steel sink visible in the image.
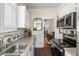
[18,44,27,49]
[3,44,27,56]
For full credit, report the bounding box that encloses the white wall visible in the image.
[28,8,57,31]
[28,8,57,48]
[29,8,57,19]
[44,19,55,32]
[57,3,76,18]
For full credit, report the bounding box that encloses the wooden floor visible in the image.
[34,36,52,56]
[34,48,52,56]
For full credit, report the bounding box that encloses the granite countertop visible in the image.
[18,35,36,56]
[1,35,36,56]
[64,48,76,56]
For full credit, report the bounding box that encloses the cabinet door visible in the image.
[17,6,31,28]
[30,45,34,56]
[77,44,79,56]
[25,8,29,27]
[26,50,30,56]
[25,8,31,28]
[17,6,26,28]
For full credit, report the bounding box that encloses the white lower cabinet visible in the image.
[26,45,34,56]
[30,44,34,56]
[26,50,31,56]
[65,51,72,56]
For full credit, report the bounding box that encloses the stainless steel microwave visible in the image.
[57,12,77,29]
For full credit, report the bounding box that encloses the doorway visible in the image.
[44,19,55,48]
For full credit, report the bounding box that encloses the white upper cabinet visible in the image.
[25,7,31,28]
[17,5,31,28]
[17,6,26,28]
[77,4,79,32]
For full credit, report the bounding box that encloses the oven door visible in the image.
[51,41,65,56]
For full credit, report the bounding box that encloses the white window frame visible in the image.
[3,3,17,31]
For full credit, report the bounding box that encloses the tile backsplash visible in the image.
[0,30,24,40]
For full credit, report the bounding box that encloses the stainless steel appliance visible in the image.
[57,12,77,28]
[67,30,75,37]
[51,39,65,56]
[76,5,79,56]
[65,12,76,28]
[63,37,76,47]
[57,17,65,27]
[77,32,79,56]
[51,37,76,56]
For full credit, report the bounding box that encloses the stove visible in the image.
[59,42,74,48]
[51,38,76,56]
[63,37,76,47]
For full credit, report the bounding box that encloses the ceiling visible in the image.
[26,3,62,9]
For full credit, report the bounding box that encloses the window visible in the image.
[4,3,16,28]
[33,18,42,31]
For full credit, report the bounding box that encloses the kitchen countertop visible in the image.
[19,35,36,56]
[1,35,36,56]
[64,48,76,56]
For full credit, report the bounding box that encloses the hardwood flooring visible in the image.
[34,48,52,56]
[34,36,52,56]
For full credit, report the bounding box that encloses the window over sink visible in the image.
[0,3,17,32]
[4,3,16,28]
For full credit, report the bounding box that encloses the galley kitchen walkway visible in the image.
[34,36,52,56]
